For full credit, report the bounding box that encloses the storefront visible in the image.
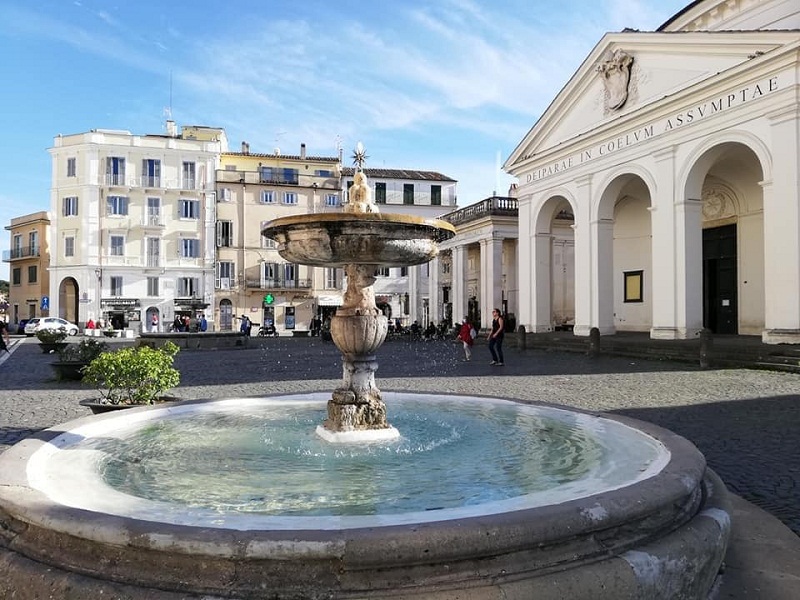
[99,298,140,330]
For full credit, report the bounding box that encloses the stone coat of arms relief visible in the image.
[597,49,634,110]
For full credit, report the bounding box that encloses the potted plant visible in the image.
[50,338,109,381]
[80,341,181,414]
[36,328,69,354]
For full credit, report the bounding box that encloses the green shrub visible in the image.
[83,341,180,405]
[57,338,109,362]
[36,328,68,344]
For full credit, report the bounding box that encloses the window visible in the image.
[219,188,232,202]
[142,159,161,187]
[259,222,278,248]
[260,190,274,204]
[110,276,123,296]
[28,231,38,255]
[11,268,21,285]
[431,185,442,206]
[284,263,297,285]
[217,261,234,289]
[403,184,414,205]
[106,195,129,216]
[105,157,125,185]
[283,192,297,205]
[27,265,37,283]
[442,262,451,275]
[400,267,408,276]
[216,220,233,247]
[147,277,159,297]
[260,167,298,184]
[182,161,196,190]
[179,198,200,219]
[314,169,333,177]
[181,238,201,258]
[375,182,386,204]
[64,236,75,257]
[624,270,644,303]
[63,196,78,216]
[375,267,390,277]
[146,237,160,267]
[110,235,125,256]
[263,262,278,283]
[325,194,339,207]
[146,197,161,226]
[12,234,21,253]
[324,267,340,289]
[177,277,199,297]
[67,157,76,178]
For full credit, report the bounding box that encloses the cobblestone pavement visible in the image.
[1,334,799,536]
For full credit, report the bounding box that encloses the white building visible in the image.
[48,123,227,332]
[505,0,800,343]
[341,166,458,328]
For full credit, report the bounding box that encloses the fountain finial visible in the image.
[346,142,378,214]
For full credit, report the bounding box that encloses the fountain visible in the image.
[0,146,730,599]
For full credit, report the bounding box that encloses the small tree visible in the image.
[57,338,108,363]
[36,328,68,344]
[83,342,180,405]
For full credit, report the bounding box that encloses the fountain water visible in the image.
[0,146,730,599]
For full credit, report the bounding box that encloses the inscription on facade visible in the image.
[525,76,778,183]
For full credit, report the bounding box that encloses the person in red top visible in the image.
[456,317,476,361]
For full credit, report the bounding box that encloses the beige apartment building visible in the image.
[3,211,51,328]
[48,123,226,332]
[214,146,459,333]
[214,143,342,332]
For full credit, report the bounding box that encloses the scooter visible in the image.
[258,324,279,337]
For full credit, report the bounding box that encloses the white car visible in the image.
[25,317,80,336]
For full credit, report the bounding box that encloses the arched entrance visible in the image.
[685,141,765,335]
[145,307,161,333]
[58,277,79,324]
[219,299,233,331]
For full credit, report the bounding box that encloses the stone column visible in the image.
[763,107,800,343]
[428,255,440,324]
[480,237,504,327]
[572,176,594,336]
[452,245,467,325]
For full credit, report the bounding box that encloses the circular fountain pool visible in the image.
[0,393,730,599]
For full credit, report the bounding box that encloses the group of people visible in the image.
[456,308,505,366]
[169,314,207,333]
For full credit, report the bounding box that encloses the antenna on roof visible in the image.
[164,70,176,137]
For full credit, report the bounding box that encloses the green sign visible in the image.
[263,294,275,305]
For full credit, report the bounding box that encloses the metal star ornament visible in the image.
[352,142,368,171]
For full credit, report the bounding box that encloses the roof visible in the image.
[340,167,456,182]
[222,152,340,162]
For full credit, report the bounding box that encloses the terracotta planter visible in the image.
[79,397,181,415]
[50,361,89,381]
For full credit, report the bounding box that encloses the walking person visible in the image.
[488,308,505,366]
[456,317,476,361]
[0,319,9,354]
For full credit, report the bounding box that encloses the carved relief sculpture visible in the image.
[597,49,634,110]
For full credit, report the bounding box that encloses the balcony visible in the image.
[104,174,127,186]
[245,278,312,290]
[441,196,518,227]
[142,214,165,228]
[2,246,40,262]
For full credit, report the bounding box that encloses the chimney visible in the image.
[300,143,306,159]
[166,120,177,137]
[242,141,250,154]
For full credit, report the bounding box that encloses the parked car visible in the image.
[25,317,80,336]
[23,318,40,336]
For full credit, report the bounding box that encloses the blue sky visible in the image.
[0,0,688,280]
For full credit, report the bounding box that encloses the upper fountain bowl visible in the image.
[262,213,456,268]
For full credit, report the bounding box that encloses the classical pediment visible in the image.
[505,30,799,173]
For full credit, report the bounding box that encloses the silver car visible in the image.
[25,317,80,337]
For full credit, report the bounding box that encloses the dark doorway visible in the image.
[703,224,738,334]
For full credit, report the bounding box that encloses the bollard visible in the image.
[699,328,713,369]
[517,325,527,350]
[588,327,600,358]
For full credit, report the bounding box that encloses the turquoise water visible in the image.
[70,395,664,517]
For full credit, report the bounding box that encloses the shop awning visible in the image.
[316,295,343,306]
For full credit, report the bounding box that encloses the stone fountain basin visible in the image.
[262,213,456,267]
[0,394,730,599]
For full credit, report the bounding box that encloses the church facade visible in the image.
[505,0,800,343]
